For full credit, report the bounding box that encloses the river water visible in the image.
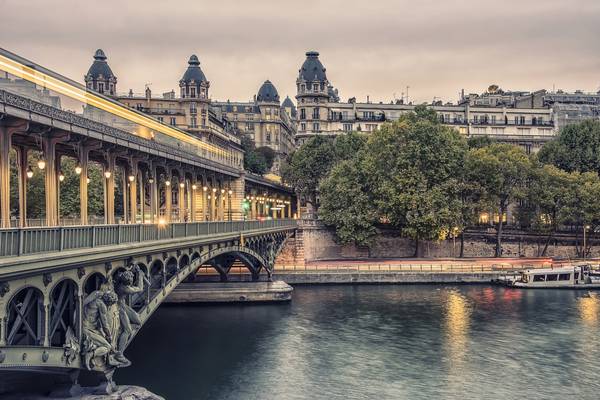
[117,285,600,399]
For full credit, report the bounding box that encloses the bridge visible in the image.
[0,48,299,395]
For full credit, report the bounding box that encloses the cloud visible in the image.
[1,0,599,103]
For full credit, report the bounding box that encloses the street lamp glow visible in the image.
[128,175,135,182]
[37,159,46,170]
[202,186,208,192]
[179,182,185,188]
[192,184,197,190]
[74,165,82,175]
[228,190,233,195]
[104,170,112,179]
[26,168,33,179]
[58,171,65,182]
[86,177,91,184]
[212,188,217,193]
[165,180,171,186]
[148,176,154,184]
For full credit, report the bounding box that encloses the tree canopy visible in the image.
[538,120,600,173]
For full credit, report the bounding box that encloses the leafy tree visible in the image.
[255,146,276,170]
[467,135,495,149]
[538,120,600,173]
[466,143,532,257]
[319,158,378,247]
[519,163,576,256]
[333,131,367,161]
[358,111,467,256]
[241,134,268,175]
[281,136,336,211]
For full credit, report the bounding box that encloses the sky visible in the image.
[1,0,599,105]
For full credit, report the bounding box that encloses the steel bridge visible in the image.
[0,48,299,395]
[0,219,297,395]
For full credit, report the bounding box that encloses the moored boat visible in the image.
[494,264,600,289]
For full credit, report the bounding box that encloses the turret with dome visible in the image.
[179,55,210,99]
[84,49,117,96]
[256,80,280,103]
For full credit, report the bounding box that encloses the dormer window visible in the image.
[301,84,306,92]
[313,83,319,91]
[181,87,186,98]
[98,82,104,94]
[200,88,206,98]
[190,87,196,98]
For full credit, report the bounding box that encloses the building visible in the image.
[294,51,582,153]
[214,80,296,174]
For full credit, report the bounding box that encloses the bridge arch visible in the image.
[48,278,79,347]
[84,272,107,295]
[6,286,45,346]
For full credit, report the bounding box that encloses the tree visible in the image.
[319,158,378,247]
[359,111,468,256]
[519,163,576,256]
[466,143,532,257]
[333,131,367,161]
[538,120,600,173]
[255,146,276,170]
[241,134,268,175]
[467,135,495,149]
[281,136,336,212]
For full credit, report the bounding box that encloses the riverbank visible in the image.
[164,281,293,303]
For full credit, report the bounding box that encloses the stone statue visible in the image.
[81,289,122,370]
[113,265,144,365]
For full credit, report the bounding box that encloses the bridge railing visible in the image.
[0,219,297,258]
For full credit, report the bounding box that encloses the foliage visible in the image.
[538,120,600,173]
[465,143,533,256]
[319,158,378,246]
[255,146,276,170]
[241,134,268,175]
[467,135,495,149]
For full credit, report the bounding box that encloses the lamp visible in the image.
[26,168,34,179]
[192,184,197,190]
[179,182,185,188]
[128,175,135,182]
[104,170,112,179]
[37,159,46,170]
[165,180,171,186]
[203,186,208,192]
[86,177,91,184]
[148,175,154,184]
[58,171,65,182]
[74,165,82,175]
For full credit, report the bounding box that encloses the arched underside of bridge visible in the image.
[0,230,292,393]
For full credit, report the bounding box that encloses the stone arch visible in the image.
[48,278,79,347]
[83,272,107,296]
[6,286,45,346]
[165,256,178,282]
[178,254,190,269]
[149,259,165,294]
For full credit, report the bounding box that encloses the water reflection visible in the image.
[121,286,600,400]
[578,292,600,326]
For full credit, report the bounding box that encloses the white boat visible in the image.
[495,264,600,289]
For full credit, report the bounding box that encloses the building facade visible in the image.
[294,51,600,153]
[214,80,296,174]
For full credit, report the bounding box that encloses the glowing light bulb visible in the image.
[179,182,185,188]
[26,168,34,179]
[86,177,91,184]
[165,180,171,186]
[192,184,197,190]
[37,159,46,170]
[58,172,65,182]
[128,175,135,182]
[104,171,112,179]
[74,165,82,175]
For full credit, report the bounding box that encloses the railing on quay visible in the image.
[0,219,297,258]
[274,261,585,274]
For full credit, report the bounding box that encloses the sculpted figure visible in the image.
[81,289,120,370]
[113,265,144,364]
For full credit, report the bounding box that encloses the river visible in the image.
[117,285,600,399]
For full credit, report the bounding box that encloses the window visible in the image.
[491,115,497,124]
[157,117,164,123]
[363,111,374,119]
[343,123,353,131]
[98,82,104,94]
[546,274,558,281]
[366,124,377,132]
[473,115,479,123]
[558,274,571,281]
[181,88,186,98]
[491,128,505,135]
[313,108,320,120]
[300,108,306,120]
[300,122,306,131]
[312,122,320,132]
[191,116,197,128]
[313,83,319,91]
[246,122,254,131]
[170,117,176,126]
[533,275,545,282]
[517,128,531,136]
[190,87,196,98]
[342,111,349,120]
[190,102,197,114]
[266,132,271,142]
[300,84,306,92]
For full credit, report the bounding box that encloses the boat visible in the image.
[494,264,600,289]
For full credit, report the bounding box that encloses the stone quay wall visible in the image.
[275,220,600,266]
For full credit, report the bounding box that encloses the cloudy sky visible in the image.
[1,0,599,104]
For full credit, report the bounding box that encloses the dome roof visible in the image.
[86,49,115,80]
[298,51,327,83]
[282,96,297,117]
[180,54,207,84]
[257,80,279,103]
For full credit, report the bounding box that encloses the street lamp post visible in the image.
[584,225,591,259]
